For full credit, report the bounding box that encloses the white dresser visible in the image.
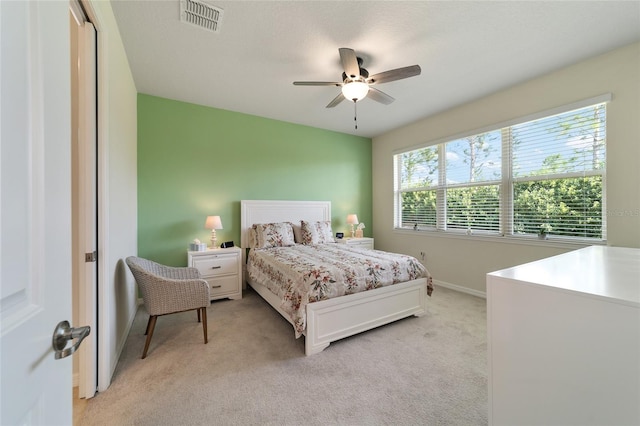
[335,237,374,249]
[188,247,242,300]
[487,246,640,426]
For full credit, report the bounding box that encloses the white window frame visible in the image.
[393,94,611,245]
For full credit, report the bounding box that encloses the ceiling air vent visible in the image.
[180,0,223,33]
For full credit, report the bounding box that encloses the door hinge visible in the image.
[85,251,97,263]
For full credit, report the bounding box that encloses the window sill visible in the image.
[392,228,606,250]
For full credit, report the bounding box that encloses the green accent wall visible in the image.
[137,94,372,266]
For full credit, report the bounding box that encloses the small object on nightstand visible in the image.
[335,232,344,239]
[220,241,234,248]
[189,238,207,252]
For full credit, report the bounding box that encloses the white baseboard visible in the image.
[433,279,486,299]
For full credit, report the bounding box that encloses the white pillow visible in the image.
[291,222,303,244]
[254,222,296,249]
[300,220,334,245]
[248,227,258,249]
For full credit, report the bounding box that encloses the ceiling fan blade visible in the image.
[293,81,342,86]
[367,87,395,105]
[339,48,360,79]
[326,93,345,108]
[368,65,421,85]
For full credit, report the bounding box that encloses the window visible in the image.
[394,96,608,241]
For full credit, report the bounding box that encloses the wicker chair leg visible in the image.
[144,316,153,335]
[142,315,158,359]
[202,308,208,344]
[197,309,201,323]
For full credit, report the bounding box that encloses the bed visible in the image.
[241,200,433,355]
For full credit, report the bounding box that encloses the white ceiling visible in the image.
[111,0,640,138]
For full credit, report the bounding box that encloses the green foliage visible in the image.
[401,190,437,227]
[401,177,602,237]
[446,185,500,231]
[513,176,602,238]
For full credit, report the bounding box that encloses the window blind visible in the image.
[393,96,608,241]
[509,103,606,238]
[441,131,502,234]
[397,146,439,229]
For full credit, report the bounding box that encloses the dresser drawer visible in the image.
[191,254,237,277]
[207,275,239,298]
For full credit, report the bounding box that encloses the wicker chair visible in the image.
[126,256,211,359]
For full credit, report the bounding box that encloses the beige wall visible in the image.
[372,42,640,295]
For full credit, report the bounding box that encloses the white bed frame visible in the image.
[240,200,428,356]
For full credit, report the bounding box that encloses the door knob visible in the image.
[52,320,91,360]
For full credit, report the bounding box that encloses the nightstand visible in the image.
[187,247,242,300]
[335,237,374,250]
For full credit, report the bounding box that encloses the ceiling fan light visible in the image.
[341,81,369,102]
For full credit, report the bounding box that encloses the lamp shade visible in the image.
[346,214,359,225]
[205,215,223,230]
[341,81,369,102]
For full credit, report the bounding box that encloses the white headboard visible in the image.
[240,200,331,248]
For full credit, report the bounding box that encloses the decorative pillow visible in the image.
[248,226,258,249]
[254,222,296,249]
[300,220,334,245]
[291,222,303,244]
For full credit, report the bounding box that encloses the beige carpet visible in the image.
[78,285,487,425]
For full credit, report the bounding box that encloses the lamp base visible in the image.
[210,230,218,249]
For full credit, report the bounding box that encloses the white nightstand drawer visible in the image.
[191,255,237,277]
[207,275,239,298]
[336,237,374,250]
[188,247,242,301]
[348,240,371,247]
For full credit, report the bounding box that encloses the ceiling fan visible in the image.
[293,47,421,108]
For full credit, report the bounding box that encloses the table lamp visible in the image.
[205,215,223,249]
[346,214,359,238]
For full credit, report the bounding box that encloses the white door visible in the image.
[76,18,98,400]
[1,1,77,424]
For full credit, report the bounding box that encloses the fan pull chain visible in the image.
[353,100,358,130]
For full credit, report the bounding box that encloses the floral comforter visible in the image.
[247,244,433,337]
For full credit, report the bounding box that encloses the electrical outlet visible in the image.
[420,251,426,262]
